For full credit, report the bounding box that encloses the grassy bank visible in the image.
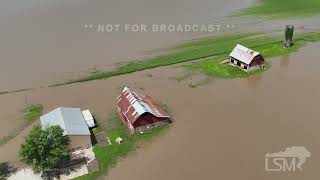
[186,56,271,78]
[51,32,253,86]
[75,113,170,180]
[241,0,320,19]
[24,104,43,122]
[54,32,320,85]
[0,88,33,96]
[185,33,320,78]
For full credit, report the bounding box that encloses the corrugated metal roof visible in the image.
[117,87,169,125]
[40,107,91,135]
[82,109,95,128]
[229,44,260,64]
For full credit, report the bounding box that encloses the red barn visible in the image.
[117,87,171,133]
[230,44,265,71]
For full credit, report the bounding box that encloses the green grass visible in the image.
[187,58,271,78]
[241,0,320,19]
[75,113,169,180]
[185,32,320,78]
[24,104,44,122]
[51,32,320,86]
[91,125,104,134]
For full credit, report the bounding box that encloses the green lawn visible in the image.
[241,0,320,19]
[186,55,271,78]
[75,113,169,180]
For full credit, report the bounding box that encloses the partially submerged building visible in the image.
[40,107,92,151]
[117,87,171,133]
[40,108,98,175]
[230,44,265,71]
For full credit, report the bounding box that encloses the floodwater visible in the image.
[0,42,320,180]
[105,43,320,180]
[0,0,252,92]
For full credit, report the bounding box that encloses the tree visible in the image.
[19,125,70,173]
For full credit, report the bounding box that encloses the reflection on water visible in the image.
[280,54,290,67]
[247,74,263,89]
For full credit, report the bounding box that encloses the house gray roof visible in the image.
[40,107,91,136]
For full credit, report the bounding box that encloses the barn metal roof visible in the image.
[40,107,91,136]
[117,87,169,125]
[229,44,260,64]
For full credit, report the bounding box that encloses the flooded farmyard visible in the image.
[1,0,320,179]
[0,42,320,179]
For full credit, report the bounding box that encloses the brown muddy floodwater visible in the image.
[0,0,252,92]
[105,43,320,180]
[0,42,319,180]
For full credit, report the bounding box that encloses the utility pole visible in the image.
[24,96,30,112]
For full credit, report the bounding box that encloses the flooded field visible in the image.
[107,44,320,180]
[0,42,319,179]
[106,43,320,180]
[0,0,252,92]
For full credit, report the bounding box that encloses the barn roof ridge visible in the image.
[117,87,169,124]
[230,44,260,64]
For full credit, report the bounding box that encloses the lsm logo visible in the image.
[265,146,311,172]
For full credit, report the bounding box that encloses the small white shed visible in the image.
[82,109,95,128]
